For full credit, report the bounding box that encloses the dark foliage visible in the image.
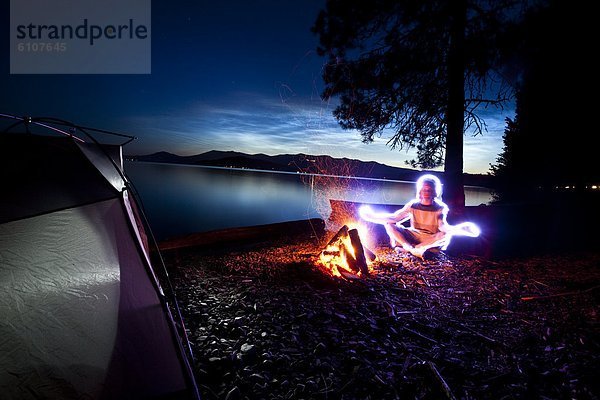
[312,0,531,211]
[490,0,598,202]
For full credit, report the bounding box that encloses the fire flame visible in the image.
[317,222,375,278]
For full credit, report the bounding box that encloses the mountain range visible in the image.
[127,150,492,187]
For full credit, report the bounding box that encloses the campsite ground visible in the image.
[161,219,600,400]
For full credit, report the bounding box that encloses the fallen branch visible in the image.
[451,321,503,347]
[521,284,600,301]
[337,377,355,394]
[403,326,438,344]
[427,361,458,400]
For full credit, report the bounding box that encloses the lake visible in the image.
[125,162,492,241]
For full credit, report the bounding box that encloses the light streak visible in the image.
[415,174,443,198]
[358,174,481,258]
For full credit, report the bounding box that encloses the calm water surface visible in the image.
[125,162,492,241]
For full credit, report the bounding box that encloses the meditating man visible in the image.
[359,174,479,258]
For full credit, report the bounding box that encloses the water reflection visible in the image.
[125,162,491,241]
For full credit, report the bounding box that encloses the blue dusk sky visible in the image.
[1,1,513,174]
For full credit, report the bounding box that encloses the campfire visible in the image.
[317,224,376,279]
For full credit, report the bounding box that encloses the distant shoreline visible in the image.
[126,160,492,189]
[125,150,493,188]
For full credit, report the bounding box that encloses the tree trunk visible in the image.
[444,0,467,219]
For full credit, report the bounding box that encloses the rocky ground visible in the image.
[162,229,599,400]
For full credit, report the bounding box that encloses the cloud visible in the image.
[123,91,510,174]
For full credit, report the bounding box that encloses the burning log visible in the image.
[348,228,369,276]
[326,225,349,246]
[364,246,377,262]
[341,244,363,275]
[318,225,373,278]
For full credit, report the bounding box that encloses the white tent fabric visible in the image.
[0,133,198,399]
[77,141,126,192]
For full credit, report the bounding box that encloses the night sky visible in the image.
[2,0,513,174]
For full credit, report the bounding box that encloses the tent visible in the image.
[0,116,200,399]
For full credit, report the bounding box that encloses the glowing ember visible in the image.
[317,223,375,279]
